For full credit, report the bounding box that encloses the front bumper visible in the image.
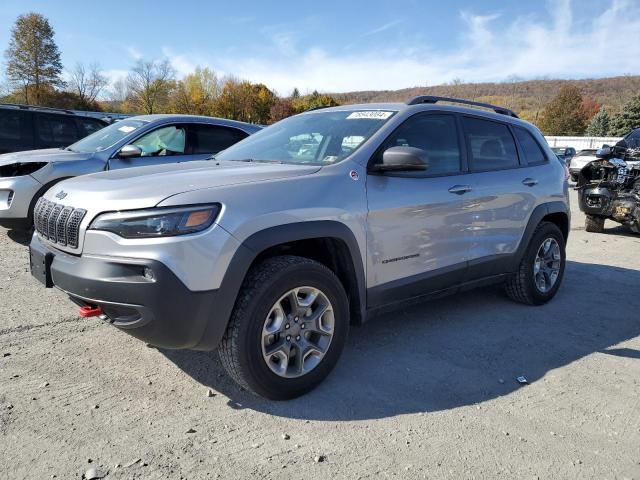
[0,175,42,226]
[30,234,231,350]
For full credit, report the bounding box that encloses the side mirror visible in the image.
[370,146,429,173]
[118,144,142,159]
[596,145,613,159]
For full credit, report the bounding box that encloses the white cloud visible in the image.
[363,19,403,37]
[126,46,142,60]
[108,0,640,94]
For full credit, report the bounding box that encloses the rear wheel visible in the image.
[505,222,566,305]
[585,215,605,233]
[218,255,349,400]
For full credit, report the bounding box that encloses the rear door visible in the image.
[76,117,106,139]
[189,124,249,155]
[460,116,537,277]
[35,113,80,149]
[366,112,473,305]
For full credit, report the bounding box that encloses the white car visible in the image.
[568,149,598,181]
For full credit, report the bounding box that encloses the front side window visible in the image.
[68,119,147,153]
[215,110,396,165]
[37,114,78,145]
[462,117,519,171]
[371,113,461,176]
[132,125,186,156]
[514,126,547,165]
[190,125,248,154]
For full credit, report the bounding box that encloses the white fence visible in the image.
[544,136,622,151]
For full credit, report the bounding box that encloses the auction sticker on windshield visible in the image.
[346,111,394,120]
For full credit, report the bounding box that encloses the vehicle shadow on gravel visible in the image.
[161,260,640,420]
[6,229,32,246]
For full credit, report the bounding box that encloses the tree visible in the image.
[269,98,295,123]
[68,62,108,108]
[585,107,611,136]
[608,95,640,136]
[291,87,300,99]
[126,59,175,114]
[4,12,64,104]
[170,67,220,115]
[539,85,588,135]
[291,91,338,113]
[582,97,600,121]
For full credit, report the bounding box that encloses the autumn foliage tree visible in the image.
[539,85,588,135]
[169,67,220,115]
[4,12,64,104]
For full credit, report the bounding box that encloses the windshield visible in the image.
[577,149,597,156]
[67,119,148,153]
[215,110,396,165]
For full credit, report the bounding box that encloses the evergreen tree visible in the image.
[608,95,640,136]
[585,107,610,136]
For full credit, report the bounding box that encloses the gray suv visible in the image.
[0,114,260,230]
[29,96,570,399]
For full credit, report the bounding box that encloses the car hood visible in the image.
[43,160,321,211]
[0,148,93,167]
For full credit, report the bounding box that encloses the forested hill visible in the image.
[331,76,640,120]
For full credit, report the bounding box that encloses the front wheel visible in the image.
[218,256,349,400]
[505,222,566,305]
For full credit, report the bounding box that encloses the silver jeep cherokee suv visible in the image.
[29,96,570,399]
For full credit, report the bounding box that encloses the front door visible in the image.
[366,113,473,307]
[108,124,209,170]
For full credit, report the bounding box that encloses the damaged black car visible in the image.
[577,127,640,234]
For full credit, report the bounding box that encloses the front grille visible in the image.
[34,198,86,248]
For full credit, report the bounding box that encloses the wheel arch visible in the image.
[196,221,367,350]
[512,201,570,271]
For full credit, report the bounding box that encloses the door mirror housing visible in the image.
[596,145,614,159]
[370,146,429,173]
[118,144,143,159]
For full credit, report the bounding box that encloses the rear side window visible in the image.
[373,113,461,176]
[461,117,519,171]
[0,110,24,140]
[37,114,79,145]
[77,118,105,137]
[514,126,547,165]
[190,125,248,154]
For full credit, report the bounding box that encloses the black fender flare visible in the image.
[511,201,569,270]
[196,221,367,350]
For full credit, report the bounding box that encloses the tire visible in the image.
[218,255,350,400]
[505,222,566,306]
[585,215,605,233]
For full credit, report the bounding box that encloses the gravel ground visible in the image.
[1,190,639,479]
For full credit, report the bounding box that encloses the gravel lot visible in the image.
[1,190,639,479]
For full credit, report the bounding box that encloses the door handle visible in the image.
[522,178,538,187]
[448,185,472,195]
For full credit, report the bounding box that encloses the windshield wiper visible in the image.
[229,158,283,164]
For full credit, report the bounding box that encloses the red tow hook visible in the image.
[79,305,103,318]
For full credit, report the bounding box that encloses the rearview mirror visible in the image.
[118,144,142,159]
[369,146,429,173]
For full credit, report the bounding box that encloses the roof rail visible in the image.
[0,103,76,115]
[406,95,519,118]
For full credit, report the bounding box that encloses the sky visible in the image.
[0,0,639,96]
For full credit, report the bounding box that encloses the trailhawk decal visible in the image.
[381,253,420,264]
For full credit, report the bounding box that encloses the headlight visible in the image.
[89,204,220,239]
[0,162,48,178]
